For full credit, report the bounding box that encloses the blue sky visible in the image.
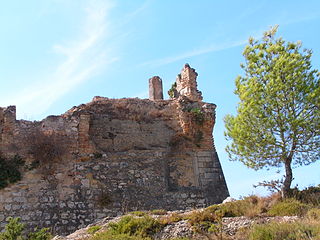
[0,0,319,198]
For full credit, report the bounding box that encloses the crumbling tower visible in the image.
[0,106,16,154]
[176,64,203,101]
[149,76,163,100]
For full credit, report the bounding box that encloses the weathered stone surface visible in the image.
[0,64,229,235]
[176,64,203,101]
[149,76,163,100]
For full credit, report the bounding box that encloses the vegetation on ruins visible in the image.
[0,154,25,189]
[224,25,320,197]
[168,82,177,98]
[189,107,205,126]
[29,130,65,172]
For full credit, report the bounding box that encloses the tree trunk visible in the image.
[282,159,293,198]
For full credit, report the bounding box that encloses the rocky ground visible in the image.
[52,209,299,240]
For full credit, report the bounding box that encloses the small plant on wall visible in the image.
[190,108,205,125]
[0,154,25,189]
[29,130,65,171]
[168,82,177,98]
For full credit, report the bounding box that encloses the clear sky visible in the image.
[0,0,319,198]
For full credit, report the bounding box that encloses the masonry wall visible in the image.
[0,96,229,235]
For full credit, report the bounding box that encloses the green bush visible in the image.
[108,215,163,238]
[129,211,147,217]
[248,221,320,240]
[190,108,205,125]
[91,232,152,240]
[87,225,102,234]
[160,213,184,225]
[27,228,52,240]
[268,198,309,216]
[289,185,320,206]
[0,155,25,189]
[0,217,51,240]
[0,217,25,240]
[306,208,320,221]
[149,209,167,215]
[202,195,266,219]
[168,82,177,98]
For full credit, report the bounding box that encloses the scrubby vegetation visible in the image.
[91,215,163,240]
[0,217,51,240]
[248,221,320,240]
[267,198,309,216]
[87,186,320,240]
[0,155,25,189]
[2,186,319,240]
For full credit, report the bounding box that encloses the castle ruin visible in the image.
[0,64,229,235]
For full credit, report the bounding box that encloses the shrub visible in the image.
[268,198,309,216]
[306,208,320,221]
[0,155,25,189]
[160,213,184,225]
[289,185,320,206]
[87,225,102,234]
[28,228,52,240]
[91,232,152,240]
[190,108,205,125]
[29,130,65,169]
[0,217,24,240]
[150,209,167,215]
[168,82,177,98]
[0,217,52,240]
[204,195,267,219]
[108,215,163,238]
[129,211,147,217]
[248,221,320,240]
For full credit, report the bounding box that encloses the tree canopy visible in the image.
[224,26,320,196]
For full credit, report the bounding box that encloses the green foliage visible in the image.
[0,217,25,240]
[87,225,102,235]
[168,82,177,98]
[190,108,205,125]
[224,26,320,195]
[91,232,152,240]
[268,198,309,216]
[248,221,320,240]
[129,211,147,217]
[149,209,167,215]
[0,155,25,189]
[0,217,52,240]
[27,228,52,240]
[289,185,320,205]
[108,215,163,238]
[160,213,184,225]
[306,208,320,221]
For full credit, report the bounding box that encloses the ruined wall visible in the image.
[0,65,229,235]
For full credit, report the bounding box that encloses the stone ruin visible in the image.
[0,64,229,235]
